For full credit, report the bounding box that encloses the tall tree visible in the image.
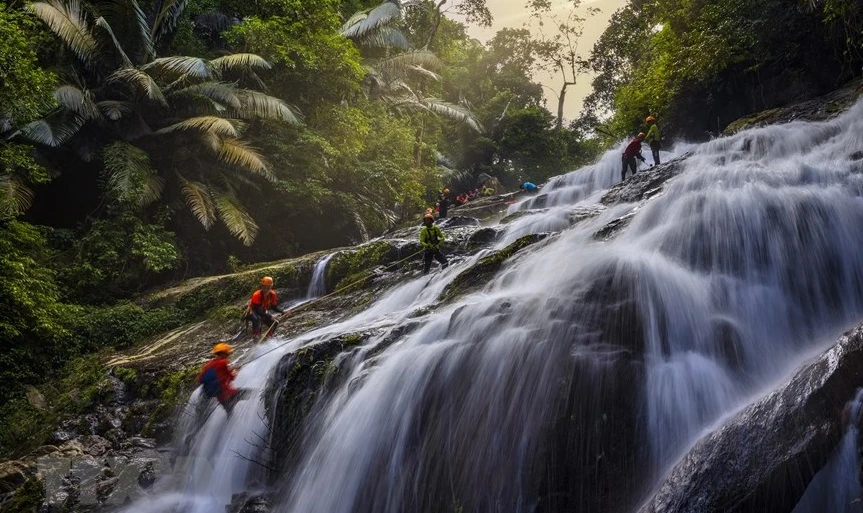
[527,0,597,130]
[23,0,299,245]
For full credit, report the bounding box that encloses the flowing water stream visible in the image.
[124,100,863,513]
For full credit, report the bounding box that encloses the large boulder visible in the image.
[638,324,863,513]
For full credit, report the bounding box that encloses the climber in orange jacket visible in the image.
[248,276,286,337]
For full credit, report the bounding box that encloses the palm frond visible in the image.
[170,82,241,109]
[108,68,167,104]
[29,0,99,67]
[423,98,484,132]
[358,26,409,50]
[214,191,258,246]
[217,138,273,180]
[54,85,101,120]
[376,50,442,75]
[157,116,239,137]
[97,100,135,120]
[94,16,133,68]
[178,174,216,229]
[17,112,84,146]
[209,53,272,73]
[142,56,210,80]
[234,90,301,124]
[0,175,35,217]
[341,1,401,39]
[150,0,189,45]
[102,141,163,206]
[94,0,153,62]
[406,65,441,82]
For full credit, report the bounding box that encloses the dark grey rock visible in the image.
[637,324,863,513]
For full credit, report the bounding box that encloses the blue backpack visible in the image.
[200,367,221,398]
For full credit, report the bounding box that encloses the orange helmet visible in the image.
[212,342,233,355]
[645,116,656,123]
[443,188,450,194]
[423,213,434,221]
[637,132,646,139]
[261,276,274,287]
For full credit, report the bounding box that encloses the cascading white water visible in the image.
[124,99,863,513]
[305,254,335,299]
[792,388,863,513]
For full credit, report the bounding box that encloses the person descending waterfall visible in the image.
[437,188,451,219]
[197,342,238,413]
[622,132,647,181]
[420,213,448,275]
[520,181,539,192]
[645,116,662,166]
[247,276,286,337]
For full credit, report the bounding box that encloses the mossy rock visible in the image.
[440,233,548,303]
[325,241,400,294]
[267,331,378,474]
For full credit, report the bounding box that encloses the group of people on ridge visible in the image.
[197,175,536,412]
[621,116,662,181]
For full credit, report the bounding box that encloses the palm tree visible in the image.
[22,0,299,245]
[341,0,483,134]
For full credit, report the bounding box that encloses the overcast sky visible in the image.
[456,0,628,120]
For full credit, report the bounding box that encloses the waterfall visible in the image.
[306,253,335,299]
[791,388,863,513]
[123,98,863,513]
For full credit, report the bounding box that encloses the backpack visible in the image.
[200,367,221,398]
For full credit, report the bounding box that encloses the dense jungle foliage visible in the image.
[0,0,861,425]
[583,0,863,139]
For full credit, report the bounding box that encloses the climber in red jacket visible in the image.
[197,342,238,412]
[622,132,647,181]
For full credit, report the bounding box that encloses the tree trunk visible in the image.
[425,0,448,49]
[556,82,569,131]
[415,118,425,167]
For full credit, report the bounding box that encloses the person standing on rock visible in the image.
[248,276,285,338]
[197,343,238,412]
[420,213,448,275]
[645,116,662,166]
[622,132,647,181]
[437,188,451,219]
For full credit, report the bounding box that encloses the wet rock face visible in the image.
[638,325,863,513]
[600,156,690,207]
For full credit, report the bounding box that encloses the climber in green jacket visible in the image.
[419,213,448,275]
[645,116,661,166]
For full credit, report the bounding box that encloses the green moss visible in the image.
[0,476,43,513]
[334,270,373,292]
[142,366,198,435]
[325,242,398,294]
[0,356,109,457]
[113,366,137,384]
[441,234,546,303]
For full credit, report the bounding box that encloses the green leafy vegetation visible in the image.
[583,0,863,139]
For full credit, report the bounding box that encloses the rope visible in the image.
[235,247,426,367]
